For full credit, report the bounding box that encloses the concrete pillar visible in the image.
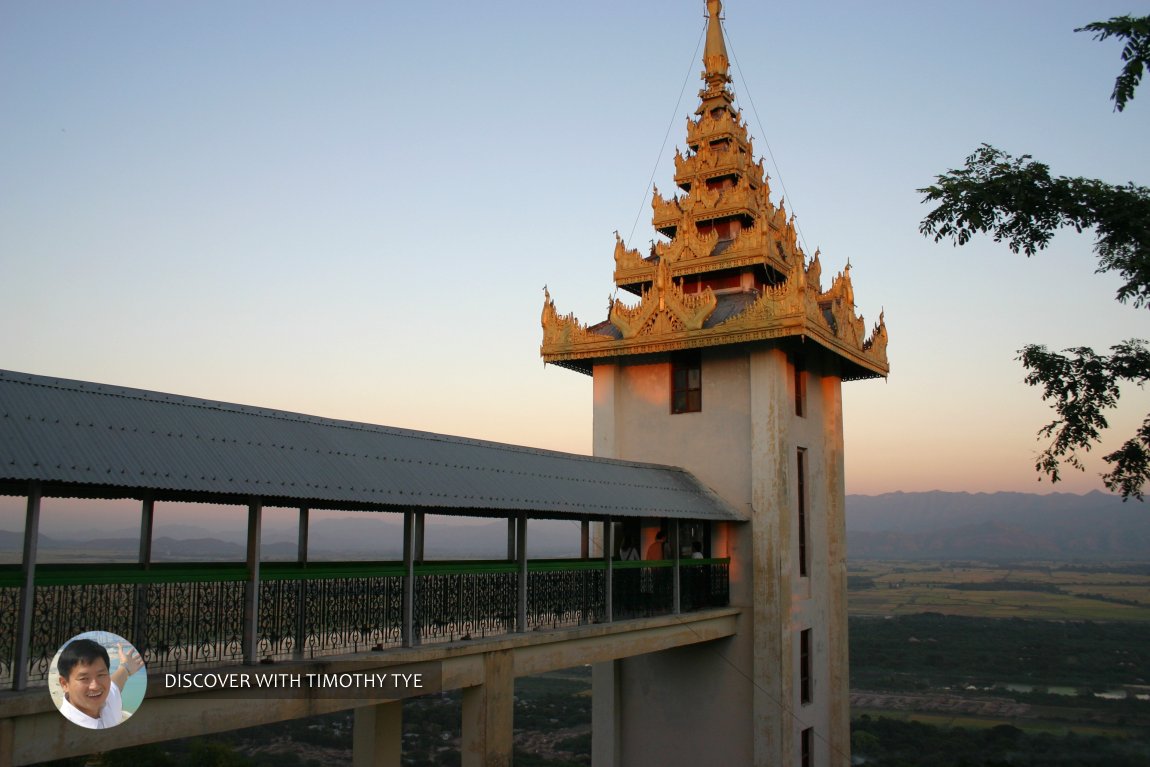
[243,499,263,665]
[0,717,13,767]
[353,701,402,767]
[591,660,621,767]
[13,482,41,691]
[402,511,416,648]
[294,507,309,659]
[134,495,154,651]
[297,507,309,563]
[822,374,851,766]
[580,520,589,559]
[461,650,514,767]
[138,496,155,565]
[749,347,792,766]
[603,517,614,623]
[516,513,527,633]
[413,512,425,562]
[671,520,681,614]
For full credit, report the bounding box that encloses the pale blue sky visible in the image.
[2,0,1147,496]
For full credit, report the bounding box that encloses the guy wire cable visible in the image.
[625,18,708,248]
[722,15,814,260]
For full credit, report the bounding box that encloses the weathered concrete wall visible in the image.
[0,611,739,767]
[594,349,753,512]
[593,343,850,767]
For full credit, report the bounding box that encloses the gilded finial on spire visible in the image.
[704,0,729,77]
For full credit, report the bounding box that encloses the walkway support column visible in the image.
[591,660,622,767]
[353,701,402,767]
[413,512,425,562]
[402,510,416,648]
[0,716,13,767]
[138,495,154,565]
[603,517,614,623]
[296,507,309,563]
[294,506,309,659]
[515,513,527,633]
[461,650,514,767]
[133,495,154,651]
[13,482,41,691]
[672,520,681,615]
[243,498,263,665]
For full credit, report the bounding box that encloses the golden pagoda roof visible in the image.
[540,0,889,380]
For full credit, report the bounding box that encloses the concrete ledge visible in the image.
[0,608,741,766]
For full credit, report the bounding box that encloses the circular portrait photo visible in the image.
[49,631,147,729]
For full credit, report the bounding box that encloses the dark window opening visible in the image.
[800,628,812,705]
[671,351,702,414]
[794,354,806,417]
[797,448,808,577]
[801,727,812,767]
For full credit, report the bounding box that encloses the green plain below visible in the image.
[851,707,1137,738]
[848,561,1150,621]
[848,561,1150,737]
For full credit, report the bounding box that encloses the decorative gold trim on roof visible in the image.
[686,110,751,151]
[540,288,605,348]
[541,0,889,381]
[652,176,763,232]
[609,260,717,338]
[673,141,763,185]
[543,253,889,379]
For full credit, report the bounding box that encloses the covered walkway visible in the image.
[0,369,744,766]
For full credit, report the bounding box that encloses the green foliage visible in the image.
[918,15,1150,500]
[557,732,592,754]
[186,740,252,767]
[92,745,176,767]
[848,575,878,590]
[513,750,589,767]
[918,145,1150,308]
[851,716,1150,767]
[1020,341,1150,499]
[940,580,1064,594]
[850,614,1150,689]
[1076,15,1150,112]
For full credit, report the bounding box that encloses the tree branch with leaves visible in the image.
[918,15,1150,500]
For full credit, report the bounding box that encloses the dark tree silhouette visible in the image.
[918,16,1150,500]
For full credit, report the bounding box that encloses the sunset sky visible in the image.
[2,0,1147,501]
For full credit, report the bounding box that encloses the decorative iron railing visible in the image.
[0,558,730,688]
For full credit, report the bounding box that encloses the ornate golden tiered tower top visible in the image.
[541,0,888,380]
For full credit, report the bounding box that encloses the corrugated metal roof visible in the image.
[0,370,742,521]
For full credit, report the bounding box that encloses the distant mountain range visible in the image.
[3,491,1146,562]
[0,516,585,561]
[846,491,1150,560]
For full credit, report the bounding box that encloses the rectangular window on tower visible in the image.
[800,628,812,704]
[793,354,807,417]
[797,448,808,577]
[801,727,813,767]
[671,351,702,414]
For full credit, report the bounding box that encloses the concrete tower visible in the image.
[541,2,889,765]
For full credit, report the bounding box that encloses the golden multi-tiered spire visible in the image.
[541,0,888,380]
[701,0,733,113]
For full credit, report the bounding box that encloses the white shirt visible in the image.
[60,680,123,729]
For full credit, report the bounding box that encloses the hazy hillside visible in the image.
[0,516,585,561]
[5,491,1146,562]
[846,491,1150,560]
